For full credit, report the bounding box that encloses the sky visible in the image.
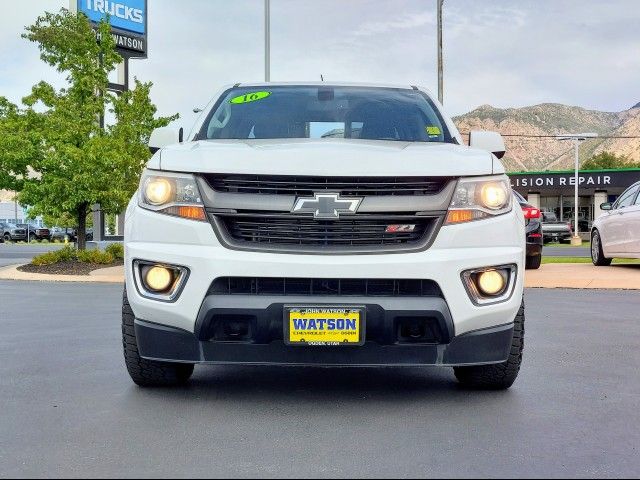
[1,0,639,132]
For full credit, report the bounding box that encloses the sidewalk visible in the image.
[524,263,640,290]
[1,263,639,290]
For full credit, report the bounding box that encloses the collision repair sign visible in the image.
[78,0,146,35]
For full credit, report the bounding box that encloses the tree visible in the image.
[582,151,638,170]
[0,9,177,249]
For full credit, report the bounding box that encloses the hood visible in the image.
[155,139,501,177]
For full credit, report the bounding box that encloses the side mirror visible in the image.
[149,127,184,154]
[469,131,506,159]
[600,202,613,211]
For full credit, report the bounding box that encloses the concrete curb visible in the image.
[0,264,123,284]
[1,263,638,290]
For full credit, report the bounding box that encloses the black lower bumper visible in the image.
[135,294,514,367]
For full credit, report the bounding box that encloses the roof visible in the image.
[233,81,418,90]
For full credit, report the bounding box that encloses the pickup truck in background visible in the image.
[541,211,572,244]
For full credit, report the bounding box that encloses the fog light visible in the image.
[145,266,173,292]
[462,265,516,306]
[477,270,507,296]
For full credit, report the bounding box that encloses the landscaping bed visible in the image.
[16,244,124,276]
[18,259,123,276]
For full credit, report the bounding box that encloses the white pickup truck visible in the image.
[123,83,526,389]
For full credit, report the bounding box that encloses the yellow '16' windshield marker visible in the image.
[230,91,272,104]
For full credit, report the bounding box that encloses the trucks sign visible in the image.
[76,0,148,57]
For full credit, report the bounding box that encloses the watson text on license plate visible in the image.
[285,307,365,346]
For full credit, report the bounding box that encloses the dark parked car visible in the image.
[16,224,51,241]
[514,191,543,269]
[49,227,93,243]
[50,227,76,242]
[541,211,573,244]
[0,223,28,243]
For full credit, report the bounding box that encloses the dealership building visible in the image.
[508,168,640,231]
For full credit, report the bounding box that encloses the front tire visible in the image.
[122,289,194,387]
[591,230,612,266]
[454,299,525,390]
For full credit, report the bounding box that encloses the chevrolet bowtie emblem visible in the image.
[292,193,362,219]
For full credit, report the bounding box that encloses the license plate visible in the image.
[285,307,365,346]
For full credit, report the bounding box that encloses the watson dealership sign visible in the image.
[76,0,148,57]
[510,169,640,192]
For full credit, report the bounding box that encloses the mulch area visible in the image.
[18,259,124,276]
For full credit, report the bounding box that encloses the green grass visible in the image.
[542,257,640,264]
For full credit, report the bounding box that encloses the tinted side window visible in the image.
[615,186,639,209]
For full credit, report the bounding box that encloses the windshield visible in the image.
[197,86,454,143]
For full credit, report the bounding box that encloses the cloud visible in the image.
[0,0,638,128]
[352,11,435,37]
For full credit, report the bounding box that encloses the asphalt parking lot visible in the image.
[0,282,639,478]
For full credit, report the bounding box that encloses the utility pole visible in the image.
[556,133,598,245]
[437,0,444,104]
[265,0,271,82]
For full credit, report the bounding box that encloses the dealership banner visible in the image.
[76,0,148,57]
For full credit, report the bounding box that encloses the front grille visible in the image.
[205,174,450,197]
[209,277,443,297]
[218,213,434,247]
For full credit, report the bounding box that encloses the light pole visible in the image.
[265,0,271,82]
[556,133,598,246]
[437,0,444,104]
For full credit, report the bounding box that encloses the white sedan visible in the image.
[591,181,640,265]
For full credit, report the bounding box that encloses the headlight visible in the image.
[446,176,512,225]
[145,178,173,205]
[138,170,206,221]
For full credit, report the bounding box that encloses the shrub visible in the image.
[56,246,77,262]
[30,246,117,266]
[31,246,77,266]
[41,239,50,244]
[105,243,124,260]
[31,251,63,266]
[77,249,115,265]
[30,239,39,244]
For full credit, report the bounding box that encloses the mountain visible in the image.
[454,103,640,172]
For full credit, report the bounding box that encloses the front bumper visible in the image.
[125,202,525,366]
[135,317,514,366]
